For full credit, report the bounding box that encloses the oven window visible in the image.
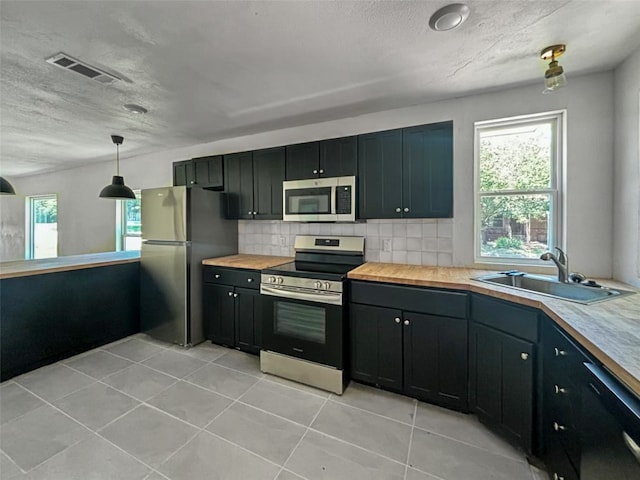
[285,187,331,214]
[274,301,326,344]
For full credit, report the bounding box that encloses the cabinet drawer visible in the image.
[203,266,260,289]
[350,281,467,319]
[470,294,538,342]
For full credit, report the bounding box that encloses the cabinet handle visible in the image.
[554,347,567,356]
[228,291,233,296]
[520,352,529,360]
[313,169,318,174]
[215,274,221,279]
[394,317,401,324]
[248,211,253,215]
[553,422,567,432]
[554,385,567,394]
[247,278,253,283]
[253,211,257,215]
[319,169,324,174]
[403,207,409,213]
[190,180,195,184]
[553,474,565,480]
[395,207,401,213]
[404,319,410,326]
[233,293,238,298]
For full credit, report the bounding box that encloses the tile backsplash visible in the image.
[238,218,454,266]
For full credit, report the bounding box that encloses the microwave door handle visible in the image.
[331,185,336,217]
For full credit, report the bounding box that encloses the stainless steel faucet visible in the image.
[540,247,569,283]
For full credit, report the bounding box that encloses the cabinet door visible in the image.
[319,136,357,178]
[203,283,235,347]
[470,323,534,452]
[402,122,453,218]
[349,303,403,391]
[285,142,320,180]
[235,287,262,354]
[404,313,468,411]
[253,147,285,220]
[173,160,193,187]
[193,155,223,189]
[358,129,403,219]
[224,152,254,219]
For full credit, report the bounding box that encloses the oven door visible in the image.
[261,292,345,369]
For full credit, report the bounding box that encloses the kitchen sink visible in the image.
[473,272,635,305]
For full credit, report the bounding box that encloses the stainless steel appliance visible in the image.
[282,176,356,222]
[140,186,237,346]
[580,363,640,479]
[260,235,364,394]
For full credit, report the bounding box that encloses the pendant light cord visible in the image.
[116,143,120,176]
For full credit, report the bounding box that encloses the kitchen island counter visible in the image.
[348,262,640,398]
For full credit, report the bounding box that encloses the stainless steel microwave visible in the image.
[282,176,356,222]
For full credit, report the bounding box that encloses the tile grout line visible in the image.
[404,399,418,480]
[274,394,331,480]
[326,393,416,427]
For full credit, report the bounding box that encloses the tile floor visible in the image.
[0,334,549,480]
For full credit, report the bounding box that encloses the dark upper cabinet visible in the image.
[285,136,357,180]
[319,136,358,178]
[285,142,320,180]
[224,151,255,220]
[402,122,453,218]
[358,122,453,219]
[358,129,403,219]
[252,147,285,220]
[173,160,194,187]
[225,149,284,220]
[173,156,223,189]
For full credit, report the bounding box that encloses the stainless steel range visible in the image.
[260,235,365,394]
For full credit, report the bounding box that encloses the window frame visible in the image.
[116,190,141,252]
[473,110,565,265]
[25,194,58,260]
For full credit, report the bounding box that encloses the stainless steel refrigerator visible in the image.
[140,186,237,346]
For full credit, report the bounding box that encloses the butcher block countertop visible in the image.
[202,254,293,270]
[0,251,140,280]
[348,262,640,398]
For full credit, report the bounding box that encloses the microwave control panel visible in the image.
[336,186,352,214]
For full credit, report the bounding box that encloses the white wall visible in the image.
[613,48,640,287]
[1,72,617,278]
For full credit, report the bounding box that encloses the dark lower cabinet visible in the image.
[203,267,262,354]
[470,323,535,451]
[469,294,539,454]
[349,282,468,412]
[350,304,403,391]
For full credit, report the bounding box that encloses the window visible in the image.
[116,191,141,251]
[26,194,58,259]
[474,111,564,263]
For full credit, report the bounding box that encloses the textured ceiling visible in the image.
[1,0,639,177]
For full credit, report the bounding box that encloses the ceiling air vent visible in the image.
[45,52,120,85]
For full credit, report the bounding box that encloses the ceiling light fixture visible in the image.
[123,104,148,114]
[0,177,16,195]
[429,3,470,31]
[99,135,136,200]
[540,44,567,94]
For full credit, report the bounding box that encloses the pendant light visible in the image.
[540,44,567,94]
[0,177,16,195]
[99,135,136,199]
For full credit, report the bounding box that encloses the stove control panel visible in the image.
[261,274,343,293]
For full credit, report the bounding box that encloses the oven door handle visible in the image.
[623,431,640,466]
[260,285,343,306]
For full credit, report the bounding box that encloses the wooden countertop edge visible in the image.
[0,256,140,280]
[202,255,294,271]
[348,270,640,397]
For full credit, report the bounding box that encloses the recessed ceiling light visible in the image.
[123,104,148,114]
[429,3,470,31]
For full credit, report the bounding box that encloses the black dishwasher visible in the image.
[580,363,640,479]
